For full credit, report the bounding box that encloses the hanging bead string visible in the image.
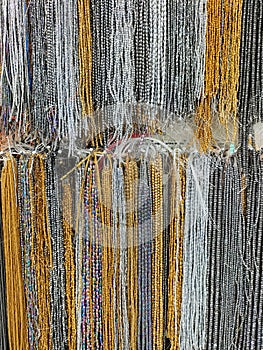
[218,0,243,143]
[78,0,93,117]
[206,156,223,348]
[240,151,263,350]
[219,159,243,348]
[0,0,30,135]
[124,158,138,350]
[195,0,221,151]
[62,180,77,350]
[151,154,164,350]
[75,159,87,350]
[137,158,153,350]
[29,0,47,136]
[112,159,130,350]
[238,1,263,172]
[54,0,81,152]
[105,0,135,140]
[92,157,103,349]
[18,157,39,350]
[167,152,186,350]
[134,0,150,104]
[90,0,114,144]
[101,159,115,350]
[149,0,167,109]
[45,156,67,349]
[81,158,93,349]
[28,155,53,350]
[180,154,210,349]
[196,0,243,151]
[0,163,9,350]
[167,0,207,115]
[207,157,243,348]
[45,0,58,140]
[1,156,29,350]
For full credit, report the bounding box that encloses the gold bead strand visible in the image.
[1,157,29,350]
[124,158,138,350]
[218,0,243,143]
[78,0,93,118]
[167,154,178,349]
[196,0,222,151]
[151,155,164,350]
[29,155,53,350]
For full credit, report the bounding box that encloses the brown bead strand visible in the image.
[1,157,29,350]
[124,158,139,350]
[29,155,53,350]
[151,155,164,350]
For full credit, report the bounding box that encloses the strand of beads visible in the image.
[124,158,138,350]
[78,0,93,117]
[151,154,164,350]
[0,0,31,134]
[167,0,207,115]
[167,152,186,350]
[241,150,263,350]
[238,1,263,172]
[62,179,77,349]
[54,0,81,151]
[0,161,9,350]
[101,158,115,350]
[81,159,93,349]
[45,156,67,349]
[28,155,53,350]
[29,0,46,135]
[92,158,103,349]
[112,159,130,349]
[18,157,39,350]
[180,154,210,349]
[1,156,29,350]
[138,158,153,350]
[216,157,243,349]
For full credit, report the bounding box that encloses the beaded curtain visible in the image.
[0,1,263,350]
